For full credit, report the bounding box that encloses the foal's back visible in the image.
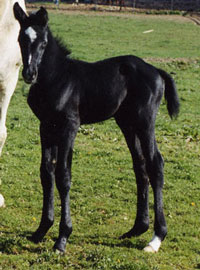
[73,55,163,124]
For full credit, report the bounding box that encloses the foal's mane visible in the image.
[53,34,71,57]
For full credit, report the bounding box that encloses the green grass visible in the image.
[0,10,200,270]
[47,12,200,61]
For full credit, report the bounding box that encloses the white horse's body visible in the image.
[0,0,26,206]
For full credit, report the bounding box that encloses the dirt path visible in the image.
[187,12,200,25]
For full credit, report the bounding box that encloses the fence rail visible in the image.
[26,0,200,11]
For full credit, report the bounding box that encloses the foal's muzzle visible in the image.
[22,67,38,84]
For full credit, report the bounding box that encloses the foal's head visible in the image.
[14,3,48,84]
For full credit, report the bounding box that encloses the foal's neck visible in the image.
[38,28,69,86]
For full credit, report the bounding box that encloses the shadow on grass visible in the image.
[0,230,48,254]
[0,229,146,255]
[70,233,146,251]
[90,237,145,250]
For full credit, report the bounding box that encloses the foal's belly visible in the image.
[79,86,127,124]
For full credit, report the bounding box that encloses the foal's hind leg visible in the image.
[115,122,150,239]
[53,121,79,253]
[137,127,167,252]
[31,123,57,243]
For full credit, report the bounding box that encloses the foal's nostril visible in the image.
[32,70,36,79]
[22,67,37,84]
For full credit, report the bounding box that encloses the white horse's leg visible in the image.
[0,67,20,207]
[0,67,20,156]
[0,87,8,156]
[0,0,25,207]
[0,193,5,207]
[0,121,7,157]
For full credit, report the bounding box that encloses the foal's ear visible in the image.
[13,2,27,25]
[36,7,48,26]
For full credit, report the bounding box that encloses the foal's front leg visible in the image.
[31,123,57,243]
[53,121,79,253]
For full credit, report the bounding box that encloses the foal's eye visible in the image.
[42,41,47,48]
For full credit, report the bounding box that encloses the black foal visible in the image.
[14,3,179,253]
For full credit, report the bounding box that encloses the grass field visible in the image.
[0,7,200,270]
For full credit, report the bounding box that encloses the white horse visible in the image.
[0,0,26,207]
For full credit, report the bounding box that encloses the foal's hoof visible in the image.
[119,223,149,239]
[53,238,67,254]
[143,245,157,253]
[54,248,65,255]
[143,235,162,253]
[29,231,45,243]
[119,230,134,239]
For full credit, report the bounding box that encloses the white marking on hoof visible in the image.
[144,234,161,253]
[144,245,157,253]
[0,194,5,208]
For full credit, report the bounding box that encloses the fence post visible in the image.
[94,0,98,10]
[171,0,174,10]
[132,0,136,13]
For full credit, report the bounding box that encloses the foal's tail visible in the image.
[157,69,180,119]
